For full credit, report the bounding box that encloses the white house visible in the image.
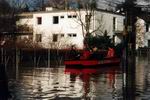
[17,8,125,49]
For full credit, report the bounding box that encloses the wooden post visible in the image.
[15,48,20,80]
[1,47,4,64]
[47,49,50,67]
[123,0,138,99]
[34,47,36,67]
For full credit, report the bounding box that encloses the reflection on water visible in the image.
[8,66,123,100]
[136,56,150,100]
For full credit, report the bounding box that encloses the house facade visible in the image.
[17,8,125,49]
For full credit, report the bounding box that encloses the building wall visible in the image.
[16,13,33,27]
[33,11,87,49]
[95,11,124,39]
[144,32,150,47]
[18,10,125,49]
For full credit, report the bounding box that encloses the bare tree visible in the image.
[0,0,12,32]
[67,0,106,49]
[46,0,66,9]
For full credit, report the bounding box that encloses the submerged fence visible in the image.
[137,47,150,56]
[0,47,71,68]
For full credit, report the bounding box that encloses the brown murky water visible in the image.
[135,56,150,100]
[7,55,150,100]
[8,66,123,100]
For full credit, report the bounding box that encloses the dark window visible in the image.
[60,16,64,18]
[146,24,149,32]
[73,15,77,18]
[68,15,72,18]
[68,33,77,37]
[148,40,150,47]
[53,34,58,42]
[85,15,91,30]
[68,34,72,37]
[37,17,42,25]
[85,15,91,23]
[53,16,59,24]
[113,17,117,31]
[73,34,77,37]
[60,34,64,37]
[123,18,126,25]
[36,34,42,42]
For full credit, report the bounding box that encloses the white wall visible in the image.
[95,11,124,37]
[33,11,87,49]
[144,32,150,47]
[18,10,125,49]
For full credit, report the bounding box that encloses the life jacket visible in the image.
[80,50,91,60]
[107,48,115,58]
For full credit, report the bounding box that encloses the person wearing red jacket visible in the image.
[107,47,115,58]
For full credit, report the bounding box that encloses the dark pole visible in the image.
[123,0,138,100]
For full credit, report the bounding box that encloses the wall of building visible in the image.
[33,11,87,49]
[144,32,150,47]
[95,11,124,37]
[17,13,33,27]
[18,10,125,49]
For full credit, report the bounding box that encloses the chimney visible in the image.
[45,7,54,11]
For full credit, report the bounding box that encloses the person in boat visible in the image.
[90,46,98,59]
[106,47,115,58]
[90,46,105,60]
[80,48,91,60]
[69,45,80,60]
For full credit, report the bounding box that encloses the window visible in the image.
[73,15,77,18]
[37,17,42,25]
[85,15,92,22]
[53,16,59,24]
[113,17,117,31]
[146,24,149,32]
[68,15,77,18]
[85,15,91,30]
[68,15,72,18]
[68,33,77,37]
[60,34,64,37]
[123,18,126,25]
[53,34,58,42]
[52,34,64,42]
[60,16,64,18]
[36,34,42,42]
[68,34,72,37]
[73,34,77,37]
[148,40,150,47]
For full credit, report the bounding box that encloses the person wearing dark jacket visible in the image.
[69,45,80,60]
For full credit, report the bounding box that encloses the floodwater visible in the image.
[7,55,150,100]
[135,56,150,100]
[8,66,123,100]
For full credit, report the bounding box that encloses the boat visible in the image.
[64,57,120,67]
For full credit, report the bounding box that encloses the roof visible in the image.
[18,8,125,17]
[96,9,125,16]
[17,12,33,18]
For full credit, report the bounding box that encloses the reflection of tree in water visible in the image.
[108,69,122,99]
[34,80,43,98]
[65,67,122,99]
[108,70,118,99]
[80,73,90,99]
